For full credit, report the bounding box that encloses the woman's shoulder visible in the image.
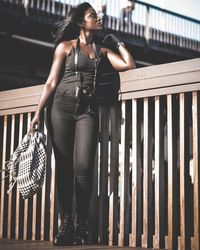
[56,40,77,55]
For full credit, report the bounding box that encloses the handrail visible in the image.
[135,0,200,24]
[0,58,199,115]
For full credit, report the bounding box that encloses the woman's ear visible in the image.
[79,20,85,29]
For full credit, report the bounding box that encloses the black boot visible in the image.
[75,215,89,245]
[53,213,74,246]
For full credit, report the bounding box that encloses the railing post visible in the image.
[153,96,165,249]
[15,114,23,239]
[7,115,15,239]
[145,5,150,44]
[108,103,119,246]
[23,113,31,240]
[179,93,191,250]
[142,98,153,248]
[118,101,126,247]
[167,94,179,250]
[192,92,200,250]
[118,100,132,247]
[0,115,8,239]
[99,105,109,244]
[129,99,142,247]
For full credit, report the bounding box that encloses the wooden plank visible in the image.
[130,99,137,247]
[0,96,41,111]
[0,115,8,239]
[109,103,119,246]
[124,101,131,246]
[40,123,48,241]
[120,82,200,100]
[167,95,178,250]
[0,85,43,100]
[179,93,191,250]
[192,91,200,250]
[120,58,200,83]
[15,114,23,239]
[153,96,165,249]
[1,64,199,112]
[0,60,200,115]
[129,99,142,247]
[0,238,155,249]
[49,150,56,242]
[142,98,153,248]
[120,71,200,94]
[99,105,109,244]
[118,101,126,247]
[7,114,15,239]
[32,112,42,240]
[0,106,37,116]
[32,194,37,240]
[23,113,32,240]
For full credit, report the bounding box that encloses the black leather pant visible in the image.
[49,88,98,217]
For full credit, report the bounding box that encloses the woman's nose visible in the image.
[97,16,101,22]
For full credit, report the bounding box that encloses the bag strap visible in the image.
[74,38,100,96]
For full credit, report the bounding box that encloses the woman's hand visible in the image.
[101,33,136,71]
[29,114,40,133]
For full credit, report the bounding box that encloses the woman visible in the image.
[30,2,135,246]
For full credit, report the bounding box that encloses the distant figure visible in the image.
[121,0,135,24]
[30,1,135,246]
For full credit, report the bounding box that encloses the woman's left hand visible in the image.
[101,35,136,71]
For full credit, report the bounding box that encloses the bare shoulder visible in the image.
[55,40,76,56]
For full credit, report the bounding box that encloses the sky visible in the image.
[103,0,200,40]
[140,0,200,21]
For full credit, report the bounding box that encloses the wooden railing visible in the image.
[1,0,200,52]
[0,58,200,250]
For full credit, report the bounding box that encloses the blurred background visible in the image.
[0,0,199,91]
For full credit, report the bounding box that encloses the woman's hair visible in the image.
[54,2,92,45]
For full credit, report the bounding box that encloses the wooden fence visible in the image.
[0,58,200,249]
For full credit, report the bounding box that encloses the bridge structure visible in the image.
[0,0,199,91]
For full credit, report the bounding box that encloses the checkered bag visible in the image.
[2,131,47,199]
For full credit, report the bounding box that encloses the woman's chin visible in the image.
[97,25,103,30]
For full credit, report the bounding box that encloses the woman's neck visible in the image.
[79,30,93,45]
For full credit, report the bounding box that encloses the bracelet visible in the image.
[117,41,125,49]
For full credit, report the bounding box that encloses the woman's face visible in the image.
[82,7,103,31]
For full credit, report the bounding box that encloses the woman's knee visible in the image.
[74,160,92,176]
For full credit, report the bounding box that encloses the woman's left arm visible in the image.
[101,34,136,71]
[101,45,136,72]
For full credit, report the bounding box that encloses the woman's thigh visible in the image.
[73,113,98,176]
[50,105,75,173]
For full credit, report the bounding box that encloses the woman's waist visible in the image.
[55,81,95,99]
[60,71,95,84]
[57,80,94,93]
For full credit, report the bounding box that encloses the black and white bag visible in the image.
[2,131,47,199]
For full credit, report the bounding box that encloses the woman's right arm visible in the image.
[29,42,68,132]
